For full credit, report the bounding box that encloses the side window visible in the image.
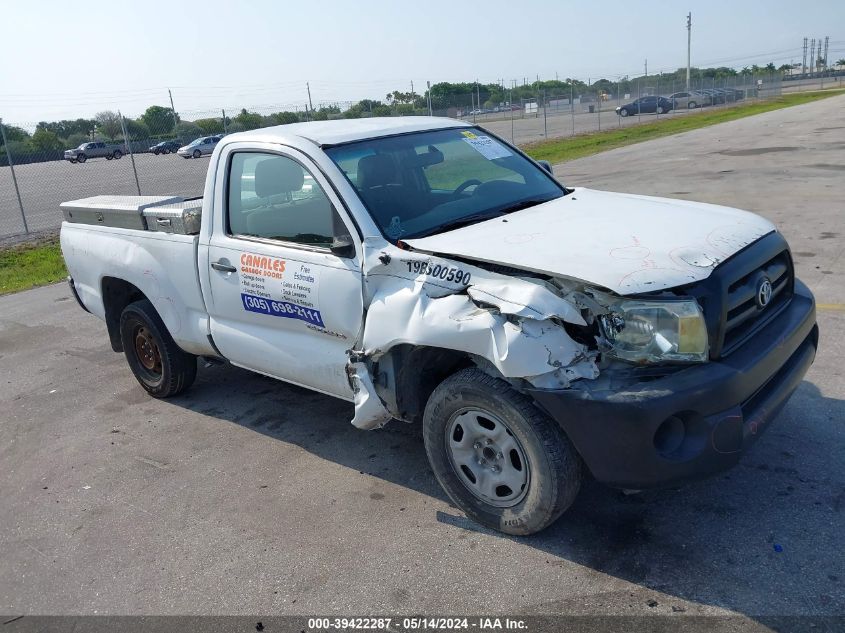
[227,152,344,248]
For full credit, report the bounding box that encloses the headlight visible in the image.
[599,299,708,364]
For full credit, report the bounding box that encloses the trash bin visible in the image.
[588,105,595,113]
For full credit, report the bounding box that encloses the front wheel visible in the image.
[619,108,629,117]
[688,101,697,109]
[113,150,123,159]
[657,106,665,114]
[76,153,87,163]
[192,149,201,158]
[119,299,197,398]
[423,368,582,535]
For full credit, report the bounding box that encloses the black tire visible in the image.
[119,299,197,398]
[153,149,160,155]
[77,154,87,163]
[619,108,629,117]
[688,101,697,109]
[69,158,77,164]
[106,155,113,160]
[162,148,170,155]
[192,149,201,158]
[657,106,665,114]
[113,150,123,159]
[423,367,581,535]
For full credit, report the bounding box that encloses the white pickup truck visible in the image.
[61,117,818,535]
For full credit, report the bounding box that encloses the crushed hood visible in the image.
[405,188,776,295]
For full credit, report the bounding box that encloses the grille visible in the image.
[722,250,793,354]
[681,232,794,359]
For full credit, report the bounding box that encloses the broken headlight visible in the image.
[599,299,708,364]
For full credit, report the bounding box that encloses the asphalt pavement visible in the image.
[0,94,843,625]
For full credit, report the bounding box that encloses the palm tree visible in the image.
[836,58,845,67]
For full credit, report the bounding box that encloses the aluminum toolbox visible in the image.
[60,195,184,230]
[142,200,203,235]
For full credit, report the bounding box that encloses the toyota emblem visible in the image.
[756,277,773,308]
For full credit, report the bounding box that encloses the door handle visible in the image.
[211,260,237,273]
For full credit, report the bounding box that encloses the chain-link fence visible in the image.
[1,68,843,239]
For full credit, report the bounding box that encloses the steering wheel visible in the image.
[453,179,482,197]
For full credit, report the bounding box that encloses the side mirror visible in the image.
[330,234,356,258]
[537,160,554,175]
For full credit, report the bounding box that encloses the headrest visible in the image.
[255,157,305,198]
[357,154,398,190]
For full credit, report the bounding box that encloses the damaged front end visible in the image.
[346,238,606,429]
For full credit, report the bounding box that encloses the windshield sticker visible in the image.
[238,253,324,327]
[461,131,478,139]
[463,135,512,160]
[386,216,405,239]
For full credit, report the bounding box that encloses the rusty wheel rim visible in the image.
[134,326,162,375]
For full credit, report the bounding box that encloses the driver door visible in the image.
[202,146,364,399]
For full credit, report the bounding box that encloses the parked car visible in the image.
[149,140,182,155]
[668,91,709,109]
[60,117,817,536]
[177,136,221,159]
[615,96,673,117]
[64,141,124,163]
[699,89,726,104]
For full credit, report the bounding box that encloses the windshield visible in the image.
[325,127,564,240]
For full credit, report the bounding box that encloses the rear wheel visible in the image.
[423,368,582,535]
[119,299,197,398]
[113,150,123,159]
[162,148,170,155]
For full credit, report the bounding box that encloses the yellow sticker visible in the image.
[461,131,477,139]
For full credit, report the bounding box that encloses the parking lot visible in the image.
[0,89,787,239]
[1,95,843,625]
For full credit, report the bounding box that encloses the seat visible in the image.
[356,154,405,225]
[245,157,334,242]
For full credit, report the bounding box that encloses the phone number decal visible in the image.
[241,292,325,327]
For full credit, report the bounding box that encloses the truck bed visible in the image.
[60,219,215,358]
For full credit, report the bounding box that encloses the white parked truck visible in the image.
[61,117,818,535]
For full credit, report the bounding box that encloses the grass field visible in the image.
[1,89,841,295]
[0,238,67,295]
[524,89,845,164]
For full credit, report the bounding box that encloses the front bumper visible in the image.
[530,279,818,489]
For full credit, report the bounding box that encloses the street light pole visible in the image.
[686,13,692,91]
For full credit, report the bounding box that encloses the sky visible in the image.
[1,0,844,126]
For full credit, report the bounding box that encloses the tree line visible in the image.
[3,61,842,162]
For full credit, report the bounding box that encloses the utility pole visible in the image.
[410,80,414,97]
[823,36,829,70]
[168,89,178,134]
[427,81,432,116]
[686,12,692,91]
[306,81,314,113]
[476,79,480,110]
[222,109,227,134]
[810,39,816,73]
[802,37,808,75]
[644,59,648,77]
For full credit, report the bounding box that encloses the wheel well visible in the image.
[102,277,147,352]
[384,345,475,424]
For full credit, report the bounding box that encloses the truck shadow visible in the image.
[172,365,844,623]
